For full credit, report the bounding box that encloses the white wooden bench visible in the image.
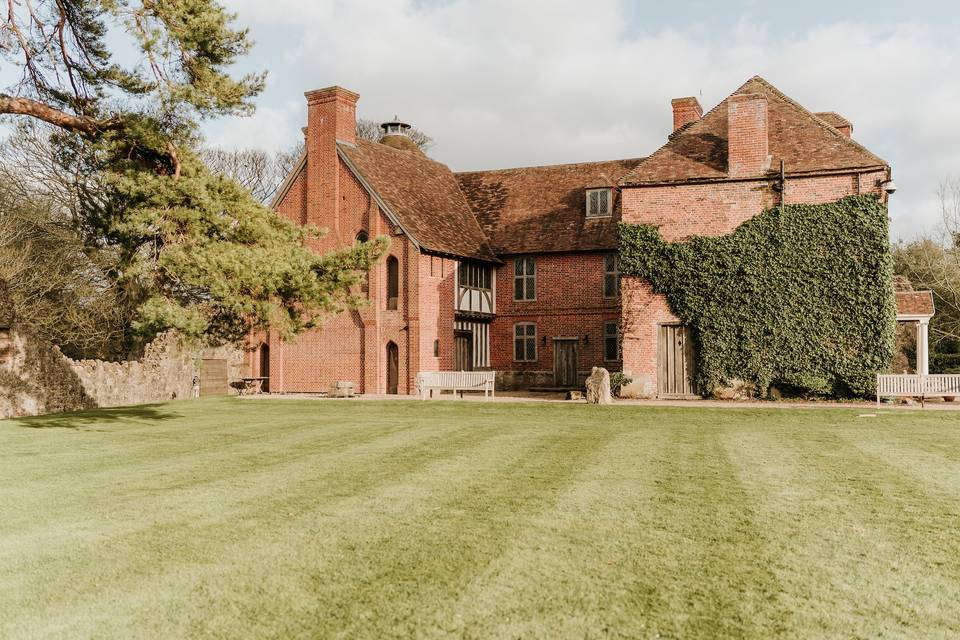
[416,371,496,400]
[877,374,960,407]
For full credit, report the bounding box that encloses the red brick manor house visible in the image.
[249,76,893,397]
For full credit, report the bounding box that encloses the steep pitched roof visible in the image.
[456,158,644,255]
[620,76,888,185]
[896,291,935,317]
[337,140,498,262]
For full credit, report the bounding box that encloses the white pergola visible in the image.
[879,290,960,405]
[897,314,933,374]
[895,290,936,375]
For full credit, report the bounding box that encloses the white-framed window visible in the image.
[604,321,620,362]
[514,323,537,362]
[603,254,620,298]
[586,188,612,218]
[514,257,536,301]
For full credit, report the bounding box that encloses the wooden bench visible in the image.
[416,371,496,400]
[877,374,960,407]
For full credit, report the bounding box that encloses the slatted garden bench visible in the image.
[877,374,960,408]
[416,371,496,400]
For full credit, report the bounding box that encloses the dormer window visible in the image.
[586,188,612,218]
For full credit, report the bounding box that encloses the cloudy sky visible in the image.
[206,0,960,240]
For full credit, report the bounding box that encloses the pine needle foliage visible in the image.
[618,195,896,398]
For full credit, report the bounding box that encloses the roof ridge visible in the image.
[456,156,645,176]
[354,137,452,169]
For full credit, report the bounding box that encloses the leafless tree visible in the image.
[0,188,132,360]
[893,177,960,345]
[201,144,303,204]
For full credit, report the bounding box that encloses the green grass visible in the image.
[1,399,959,639]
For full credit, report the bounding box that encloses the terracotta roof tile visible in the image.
[814,111,852,130]
[896,290,935,317]
[456,158,644,254]
[620,76,887,185]
[338,140,497,262]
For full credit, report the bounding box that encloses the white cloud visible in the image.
[217,0,960,239]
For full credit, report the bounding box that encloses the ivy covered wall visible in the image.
[618,195,896,398]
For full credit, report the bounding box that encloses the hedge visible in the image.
[618,195,896,398]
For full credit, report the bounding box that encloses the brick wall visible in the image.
[619,170,890,397]
[271,117,444,394]
[490,252,620,389]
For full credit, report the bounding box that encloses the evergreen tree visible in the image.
[0,0,385,349]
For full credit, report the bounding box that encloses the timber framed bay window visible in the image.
[514,323,537,362]
[514,257,536,301]
[458,262,491,289]
[603,254,620,298]
[604,321,621,362]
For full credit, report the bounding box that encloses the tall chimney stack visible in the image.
[303,86,358,232]
[727,93,770,178]
[671,97,703,133]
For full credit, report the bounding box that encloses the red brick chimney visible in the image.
[304,86,359,231]
[671,97,703,133]
[727,93,770,178]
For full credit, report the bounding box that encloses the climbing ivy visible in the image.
[618,195,896,398]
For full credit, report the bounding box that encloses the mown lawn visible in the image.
[1,399,958,639]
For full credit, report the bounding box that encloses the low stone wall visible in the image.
[1,331,95,418]
[1,328,245,419]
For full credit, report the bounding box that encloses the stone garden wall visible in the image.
[0,281,244,419]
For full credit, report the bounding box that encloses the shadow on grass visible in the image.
[12,403,180,430]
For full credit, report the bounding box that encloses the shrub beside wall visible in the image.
[618,195,896,398]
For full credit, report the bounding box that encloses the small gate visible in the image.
[199,358,229,397]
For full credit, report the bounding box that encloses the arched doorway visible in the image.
[258,343,270,393]
[386,341,399,394]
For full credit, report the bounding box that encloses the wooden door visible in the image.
[199,358,228,397]
[386,342,399,394]
[657,324,697,397]
[454,331,473,371]
[553,339,578,388]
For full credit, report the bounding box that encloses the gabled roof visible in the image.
[337,140,498,262]
[620,76,888,186]
[896,291,935,318]
[456,158,644,255]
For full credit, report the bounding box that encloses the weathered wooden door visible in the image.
[454,331,473,371]
[657,324,697,397]
[553,339,578,388]
[199,358,228,397]
[386,342,399,394]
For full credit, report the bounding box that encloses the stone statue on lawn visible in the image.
[585,367,613,405]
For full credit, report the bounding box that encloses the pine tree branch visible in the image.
[0,93,119,133]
